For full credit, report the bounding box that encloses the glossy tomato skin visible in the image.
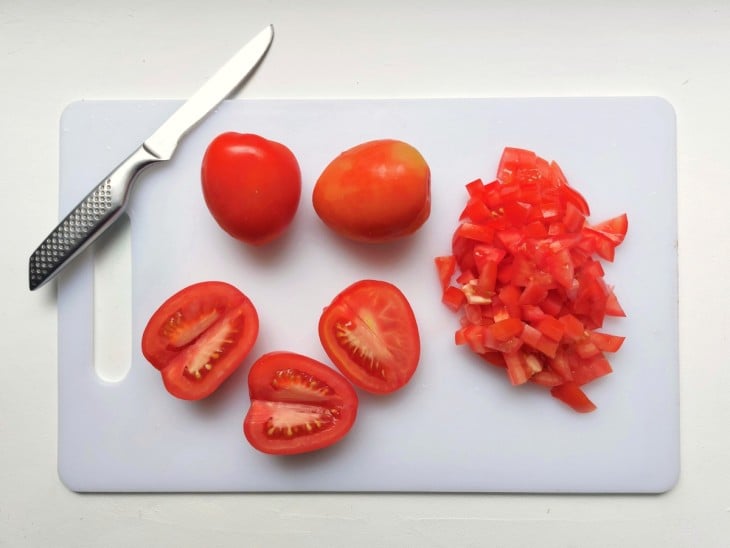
[243,352,359,455]
[142,281,259,400]
[201,132,301,245]
[319,279,421,394]
[312,139,431,243]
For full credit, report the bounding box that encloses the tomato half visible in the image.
[201,132,302,245]
[319,280,421,394]
[141,281,259,400]
[312,139,431,243]
[243,352,359,455]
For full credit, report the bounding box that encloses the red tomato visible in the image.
[201,132,301,245]
[319,279,421,394]
[243,352,358,455]
[439,147,629,412]
[312,139,431,243]
[142,281,259,400]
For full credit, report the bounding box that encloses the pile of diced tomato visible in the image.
[435,147,628,412]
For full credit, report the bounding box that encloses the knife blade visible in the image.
[28,24,274,291]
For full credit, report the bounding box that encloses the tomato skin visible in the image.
[142,281,259,400]
[319,279,421,394]
[312,139,431,243]
[550,382,597,413]
[243,352,358,455]
[201,132,302,245]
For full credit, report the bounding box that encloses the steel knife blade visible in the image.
[28,24,274,291]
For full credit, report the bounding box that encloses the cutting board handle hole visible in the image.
[93,214,132,383]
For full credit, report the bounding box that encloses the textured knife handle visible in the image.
[29,146,160,290]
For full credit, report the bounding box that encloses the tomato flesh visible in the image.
[437,147,628,412]
[243,352,358,455]
[142,281,259,400]
[319,279,421,394]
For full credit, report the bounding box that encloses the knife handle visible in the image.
[29,145,161,290]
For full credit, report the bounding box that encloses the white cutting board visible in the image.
[57,98,678,493]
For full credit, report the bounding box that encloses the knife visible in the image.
[28,25,275,291]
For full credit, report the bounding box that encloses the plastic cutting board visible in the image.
[57,98,679,492]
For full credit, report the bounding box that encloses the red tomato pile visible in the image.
[435,147,628,412]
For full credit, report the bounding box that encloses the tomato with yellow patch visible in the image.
[312,139,431,243]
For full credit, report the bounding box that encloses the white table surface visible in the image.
[1,1,727,546]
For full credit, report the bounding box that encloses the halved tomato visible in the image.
[243,352,358,455]
[141,281,259,400]
[319,279,421,394]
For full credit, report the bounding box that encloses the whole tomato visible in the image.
[312,139,431,243]
[201,132,301,245]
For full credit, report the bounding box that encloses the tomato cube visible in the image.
[537,316,565,342]
[550,382,596,413]
[442,285,466,311]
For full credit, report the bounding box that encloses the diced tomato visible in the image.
[531,369,564,387]
[473,245,507,270]
[456,269,476,285]
[521,304,547,323]
[442,285,466,311]
[590,213,628,244]
[540,291,564,317]
[460,197,492,224]
[457,325,487,354]
[536,316,565,342]
[535,335,559,359]
[479,351,506,368]
[605,288,626,317]
[545,248,574,289]
[548,348,573,381]
[504,351,531,385]
[581,227,617,262]
[502,200,532,226]
[456,222,495,243]
[519,281,550,306]
[559,313,585,341]
[550,382,597,413]
[524,220,548,238]
[437,147,627,412]
[570,353,613,386]
[465,178,485,198]
[487,317,524,341]
[477,259,499,294]
[589,331,625,352]
[563,201,586,233]
[575,336,601,359]
[497,147,537,183]
[520,322,542,349]
[434,255,456,291]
